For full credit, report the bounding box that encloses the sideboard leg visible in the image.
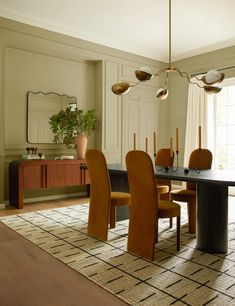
[86,184,90,197]
[9,161,22,209]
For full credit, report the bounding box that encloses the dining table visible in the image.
[107,163,235,254]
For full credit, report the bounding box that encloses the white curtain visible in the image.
[184,79,208,166]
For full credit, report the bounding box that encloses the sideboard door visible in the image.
[23,165,44,189]
[46,163,82,188]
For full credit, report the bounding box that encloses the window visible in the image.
[208,78,235,170]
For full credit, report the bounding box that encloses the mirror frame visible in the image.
[26,91,77,144]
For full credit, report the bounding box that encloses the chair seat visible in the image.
[171,189,196,202]
[111,192,131,206]
[158,200,180,218]
[156,184,169,194]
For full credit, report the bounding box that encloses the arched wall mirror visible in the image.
[27,91,77,143]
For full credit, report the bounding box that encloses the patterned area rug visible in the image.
[1,204,235,306]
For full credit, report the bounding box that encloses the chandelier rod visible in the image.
[168,0,172,67]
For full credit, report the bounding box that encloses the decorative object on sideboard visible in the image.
[49,106,96,159]
[22,147,45,160]
[111,0,235,100]
[55,156,74,160]
[26,147,38,155]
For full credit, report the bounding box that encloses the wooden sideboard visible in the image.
[9,159,90,209]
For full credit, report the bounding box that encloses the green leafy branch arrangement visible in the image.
[49,105,96,149]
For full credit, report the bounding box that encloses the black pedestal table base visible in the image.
[197,183,228,253]
[109,170,130,221]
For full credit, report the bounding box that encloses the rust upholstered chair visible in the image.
[170,148,212,234]
[126,150,180,261]
[155,148,174,200]
[86,149,130,241]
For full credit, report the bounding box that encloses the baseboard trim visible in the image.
[4,192,88,207]
[24,192,88,203]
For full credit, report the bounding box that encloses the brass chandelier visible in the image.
[111,0,225,100]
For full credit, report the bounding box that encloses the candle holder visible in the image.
[154,152,165,171]
[169,150,179,172]
[155,150,179,173]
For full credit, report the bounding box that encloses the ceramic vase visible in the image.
[75,133,88,159]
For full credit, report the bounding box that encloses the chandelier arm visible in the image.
[153,68,165,78]
[130,81,140,87]
[164,72,170,88]
[121,81,140,88]
[119,81,141,87]
[175,69,191,79]
[188,75,202,82]
[175,68,204,88]
[188,79,204,88]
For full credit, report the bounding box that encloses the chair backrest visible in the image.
[126,150,158,261]
[155,148,174,167]
[85,149,111,240]
[187,148,213,190]
[155,148,174,199]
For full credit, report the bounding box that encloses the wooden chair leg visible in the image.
[156,219,159,243]
[169,218,173,228]
[110,206,116,228]
[176,215,180,251]
[187,198,196,234]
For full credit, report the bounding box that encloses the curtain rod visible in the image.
[191,65,235,77]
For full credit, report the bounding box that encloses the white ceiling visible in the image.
[0,0,235,62]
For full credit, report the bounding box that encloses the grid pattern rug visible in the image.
[1,204,235,306]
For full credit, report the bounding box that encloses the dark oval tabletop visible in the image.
[107,164,235,186]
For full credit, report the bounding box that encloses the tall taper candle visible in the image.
[176,128,179,152]
[199,126,202,149]
[133,132,136,150]
[170,137,173,158]
[146,137,148,154]
[153,131,157,154]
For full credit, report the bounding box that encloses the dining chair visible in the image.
[170,148,213,233]
[155,148,174,200]
[85,149,130,241]
[126,150,180,261]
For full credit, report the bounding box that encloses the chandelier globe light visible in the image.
[111,0,225,100]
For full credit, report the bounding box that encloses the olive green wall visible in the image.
[0,16,163,203]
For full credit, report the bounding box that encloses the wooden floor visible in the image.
[0,196,90,216]
[0,197,128,306]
